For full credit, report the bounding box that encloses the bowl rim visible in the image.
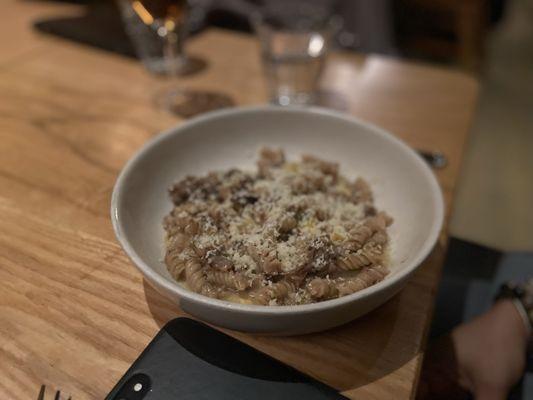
[111,105,444,315]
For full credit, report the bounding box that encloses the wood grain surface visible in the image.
[0,2,478,399]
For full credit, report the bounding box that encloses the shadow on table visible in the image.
[143,275,419,392]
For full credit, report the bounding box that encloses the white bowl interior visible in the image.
[114,107,442,307]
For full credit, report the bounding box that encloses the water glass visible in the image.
[253,5,337,106]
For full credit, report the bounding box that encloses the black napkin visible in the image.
[33,1,137,58]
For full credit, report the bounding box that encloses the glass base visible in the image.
[143,56,207,77]
[156,88,235,118]
[271,90,349,111]
[272,93,316,106]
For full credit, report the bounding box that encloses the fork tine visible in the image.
[37,385,45,400]
[54,390,61,400]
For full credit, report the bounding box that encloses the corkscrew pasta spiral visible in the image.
[163,148,393,305]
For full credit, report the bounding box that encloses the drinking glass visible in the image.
[118,0,191,74]
[253,4,338,106]
[118,0,234,117]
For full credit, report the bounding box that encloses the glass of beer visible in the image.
[118,0,190,75]
[118,0,234,117]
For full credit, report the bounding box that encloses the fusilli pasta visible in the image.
[252,281,297,305]
[163,148,393,305]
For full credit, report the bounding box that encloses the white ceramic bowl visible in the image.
[111,106,443,335]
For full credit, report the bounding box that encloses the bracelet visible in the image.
[511,298,532,336]
[495,281,533,336]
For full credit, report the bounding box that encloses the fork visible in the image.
[37,385,72,400]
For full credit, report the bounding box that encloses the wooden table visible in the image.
[0,1,478,399]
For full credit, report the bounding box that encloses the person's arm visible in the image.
[417,299,529,400]
[453,299,529,400]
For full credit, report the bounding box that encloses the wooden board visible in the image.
[0,3,478,399]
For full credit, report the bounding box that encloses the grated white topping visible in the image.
[163,149,390,305]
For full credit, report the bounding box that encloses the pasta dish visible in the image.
[163,148,392,305]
